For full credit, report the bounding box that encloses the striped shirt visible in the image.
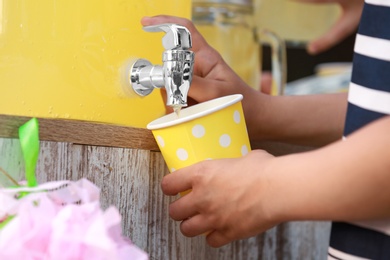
[328,0,390,259]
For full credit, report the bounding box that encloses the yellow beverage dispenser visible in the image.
[0,0,191,128]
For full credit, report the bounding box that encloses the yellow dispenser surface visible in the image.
[0,1,191,127]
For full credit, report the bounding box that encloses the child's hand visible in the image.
[141,15,264,137]
[161,150,281,248]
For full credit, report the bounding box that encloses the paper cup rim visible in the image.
[147,94,243,130]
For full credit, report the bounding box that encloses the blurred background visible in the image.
[192,0,355,95]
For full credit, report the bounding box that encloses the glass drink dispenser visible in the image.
[192,0,286,95]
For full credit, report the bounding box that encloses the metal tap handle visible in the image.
[127,23,194,110]
[143,24,192,50]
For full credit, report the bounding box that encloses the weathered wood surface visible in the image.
[0,114,158,151]
[0,137,330,259]
[0,115,330,259]
[0,115,316,155]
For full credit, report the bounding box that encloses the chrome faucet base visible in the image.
[127,23,194,109]
[130,59,161,97]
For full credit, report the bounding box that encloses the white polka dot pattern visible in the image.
[219,134,231,148]
[151,97,251,172]
[156,136,165,147]
[176,148,189,161]
[233,110,241,124]
[192,124,206,138]
[241,145,249,156]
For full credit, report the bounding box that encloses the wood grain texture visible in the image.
[0,114,317,156]
[0,115,327,259]
[0,137,330,259]
[0,114,158,151]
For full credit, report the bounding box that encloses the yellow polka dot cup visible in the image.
[147,94,251,172]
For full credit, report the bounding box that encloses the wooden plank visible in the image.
[0,112,328,260]
[0,137,330,259]
[0,114,317,155]
[0,138,24,187]
[34,142,152,250]
[0,114,159,150]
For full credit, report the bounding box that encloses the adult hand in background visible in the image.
[295,0,364,55]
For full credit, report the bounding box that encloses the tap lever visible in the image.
[143,24,192,50]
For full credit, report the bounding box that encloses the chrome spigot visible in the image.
[129,24,194,110]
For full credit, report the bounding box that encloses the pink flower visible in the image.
[0,179,148,260]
